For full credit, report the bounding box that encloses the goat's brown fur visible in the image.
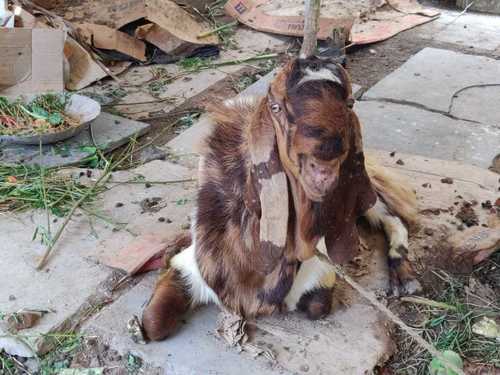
[142,57,420,340]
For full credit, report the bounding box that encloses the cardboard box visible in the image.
[0,28,64,96]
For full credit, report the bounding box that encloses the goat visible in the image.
[142,57,422,341]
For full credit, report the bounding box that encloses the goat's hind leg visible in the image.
[142,267,191,341]
[365,200,422,296]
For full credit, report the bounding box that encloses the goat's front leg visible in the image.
[284,240,336,319]
[365,200,422,296]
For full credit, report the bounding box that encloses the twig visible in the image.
[39,140,51,241]
[314,249,466,375]
[300,0,321,58]
[113,178,195,185]
[102,97,177,107]
[209,54,278,68]
[444,1,475,27]
[401,296,457,311]
[198,21,238,39]
[36,119,183,269]
[36,165,112,270]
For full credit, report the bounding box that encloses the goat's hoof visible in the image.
[297,287,333,320]
[390,277,423,297]
[388,249,423,297]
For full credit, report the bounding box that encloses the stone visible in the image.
[0,160,195,354]
[84,230,394,375]
[449,85,500,125]
[0,113,150,168]
[355,101,500,168]
[84,274,286,375]
[417,10,500,51]
[457,0,500,16]
[363,48,500,115]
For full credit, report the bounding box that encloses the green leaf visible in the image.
[80,146,97,154]
[48,112,63,125]
[31,105,49,118]
[429,350,463,375]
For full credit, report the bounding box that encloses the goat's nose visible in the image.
[310,160,327,174]
[310,161,330,184]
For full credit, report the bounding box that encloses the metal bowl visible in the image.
[0,94,101,145]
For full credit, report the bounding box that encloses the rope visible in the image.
[313,249,465,375]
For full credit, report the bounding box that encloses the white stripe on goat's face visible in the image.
[297,66,342,87]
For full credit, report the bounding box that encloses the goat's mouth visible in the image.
[299,177,337,202]
[301,181,326,202]
[298,157,339,202]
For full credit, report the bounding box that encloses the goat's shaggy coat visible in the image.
[142,57,421,341]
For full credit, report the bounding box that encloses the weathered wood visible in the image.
[300,0,321,58]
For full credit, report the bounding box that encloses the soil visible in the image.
[456,201,479,227]
[70,336,162,375]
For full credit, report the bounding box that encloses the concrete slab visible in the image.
[356,100,500,168]
[0,160,196,354]
[449,84,500,125]
[84,274,288,375]
[84,28,290,120]
[416,10,500,51]
[363,47,500,115]
[0,113,150,168]
[457,0,500,15]
[84,228,393,375]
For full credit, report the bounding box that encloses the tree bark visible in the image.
[300,0,321,58]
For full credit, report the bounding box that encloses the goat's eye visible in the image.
[270,103,281,113]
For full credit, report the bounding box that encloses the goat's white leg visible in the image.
[170,243,220,306]
[285,238,336,319]
[365,200,422,296]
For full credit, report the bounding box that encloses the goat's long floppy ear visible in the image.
[246,99,290,272]
[322,111,377,264]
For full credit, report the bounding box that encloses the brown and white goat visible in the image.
[142,57,421,341]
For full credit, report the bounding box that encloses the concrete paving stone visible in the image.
[457,0,500,15]
[85,28,290,120]
[449,84,500,125]
[0,160,196,354]
[416,10,500,51]
[84,274,290,375]
[356,100,500,168]
[84,231,393,375]
[0,113,150,168]
[363,47,500,115]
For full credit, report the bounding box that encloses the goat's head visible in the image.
[250,56,377,263]
[267,56,364,202]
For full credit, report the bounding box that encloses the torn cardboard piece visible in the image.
[225,0,354,40]
[0,28,64,96]
[97,232,191,275]
[75,22,146,62]
[135,23,199,56]
[59,0,218,45]
[351,1,440,45]
[64,37,130,90]
[224,0,439,45]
